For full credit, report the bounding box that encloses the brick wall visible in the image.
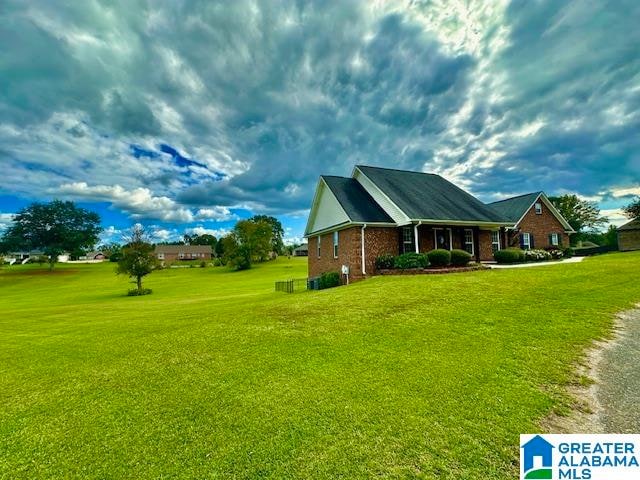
[308,226,399,281]
[619,230,640,251]
[516,203,570,248]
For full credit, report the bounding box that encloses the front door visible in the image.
[434,228,451,250]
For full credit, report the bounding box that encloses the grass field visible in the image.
[1,253,640,479]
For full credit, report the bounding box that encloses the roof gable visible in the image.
[618,218,640,231]
[355,165,509,224]
[489,192,574,231]
[488,192,542,223]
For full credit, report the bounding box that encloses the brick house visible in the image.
[305,165,574,281]
[617,218,640,251]
[154,245,212,262]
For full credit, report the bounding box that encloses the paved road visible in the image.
[596,306,640,432]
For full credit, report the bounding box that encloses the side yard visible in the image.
[0,253,639,479]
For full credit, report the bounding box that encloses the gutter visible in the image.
[361,224,367,275]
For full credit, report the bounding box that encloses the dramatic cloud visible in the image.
[0,0,638,236]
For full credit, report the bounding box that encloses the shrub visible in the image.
[375,254,395,270]
[200,261,207,268]
[318,271,341,289]
[450,249,472,267]
[393,252,429,269]
[563,247,574,258]
[524,249,552,262]
[127,288,152,296]
[213,258,223,266]
[427,249,451,267]
[494,248,525,264]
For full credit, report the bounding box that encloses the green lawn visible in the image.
[1,253,639,479]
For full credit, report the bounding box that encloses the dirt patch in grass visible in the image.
[543,304,640,433]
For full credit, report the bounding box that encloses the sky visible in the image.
[0,0,639,244]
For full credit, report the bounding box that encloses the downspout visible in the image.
[414,221,422,253]
[361,224,367,276]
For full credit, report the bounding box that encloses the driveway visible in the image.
[595,306,640,432]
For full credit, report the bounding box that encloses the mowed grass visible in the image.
[1,253,640,479]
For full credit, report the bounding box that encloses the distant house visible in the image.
[78,251,105,260]
[618,218,640,251]
[305,165,574,281]
[7,251,70,263]
[154,245,212,262]
[293,244,308,256]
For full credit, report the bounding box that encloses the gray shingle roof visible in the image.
[356,165,509,223]
[488,192,542,223]
[322,176,394,223]
[618,218,640,231]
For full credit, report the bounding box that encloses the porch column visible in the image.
[474,226,481,262]
[414,223,420,253]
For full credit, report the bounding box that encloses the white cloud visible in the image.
[601,208,630,227]
[0,213,15,231]
[608,186,640,198]
[53,182,234,223]
[184,226,230,238]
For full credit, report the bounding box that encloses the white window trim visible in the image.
[551,233,559,246]
[317,235,321,258]
[535,202,543,215]
[491,230,501,252]
[522,232,531,249]
[157,253,165,260]
[464,229,474,255]
[333,231,339,258]
[402,226,413,254]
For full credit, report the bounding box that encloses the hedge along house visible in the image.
[305,166,574,281]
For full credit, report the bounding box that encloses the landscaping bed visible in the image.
[377,264,487,275]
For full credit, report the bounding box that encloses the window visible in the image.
[333,231,339,258]
[179,252,184,259]
[317,235,321,258]
[157,253,165,260]
[550,233,559,246]
[521,232,531,249]
[491,230,501,253]
[402,226,413,254]
[535,202,543,215]
[464,229,474,255]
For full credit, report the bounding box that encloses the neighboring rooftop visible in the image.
[356,165,509,223]
[618,218,640,231]
[488,192,542,223]
[321,176,394,224]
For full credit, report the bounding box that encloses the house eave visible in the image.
[305,221,398,238]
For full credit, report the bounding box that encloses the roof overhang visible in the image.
[409,219,514,228]
[304,221,398,238]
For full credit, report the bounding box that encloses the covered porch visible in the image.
[397,223,509,262]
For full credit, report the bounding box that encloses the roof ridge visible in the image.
[356,164,438,176]
[489,191,542,205]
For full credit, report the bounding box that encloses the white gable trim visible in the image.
[514,193,575,233]
[352,166,411,225]
[304,178,352,236]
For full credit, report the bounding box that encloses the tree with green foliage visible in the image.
[548,194,607,243]
[249,215,284,255]
[98,243,123,262]
[184,233,217,250]
[0,200,101,270]
[623,197,640,220]
[214,238,225,258]
[222,219,273,270]
[116,225,159,294]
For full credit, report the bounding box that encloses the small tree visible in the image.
[0,200,101,270]
[116,225,159,295]
[623,197,640,220]
[549,194,607,244]
[249,215,284,255]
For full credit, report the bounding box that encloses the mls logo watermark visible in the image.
[520,434,640,479]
